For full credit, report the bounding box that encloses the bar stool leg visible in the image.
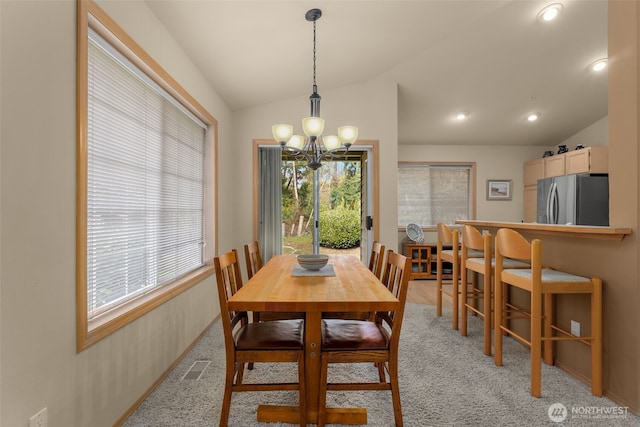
[483,271,492,356]
[494,276,503,366]
[460,265,468,336]
[543,293,554,366]
[591,278,603,396]
[530,282,542,398]
[452,256,459,330]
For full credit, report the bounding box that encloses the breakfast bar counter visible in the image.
[455,220,632,241]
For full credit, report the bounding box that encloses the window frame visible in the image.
[397,161,476,231]
[76,0,217,351]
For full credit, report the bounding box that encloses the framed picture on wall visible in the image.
[486,179,512,201]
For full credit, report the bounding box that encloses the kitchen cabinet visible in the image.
[544,155,565,177]
[523,157,545,186]
[402,242,451,280]
[565,146,608,175]
[524,184,538,223]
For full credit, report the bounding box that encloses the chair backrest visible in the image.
[368,241,386,279]
[214,249,248,351]
[461,225,485,252]
[495,228,542,271]
[378,250,412,350]
[437,222,455,245]
[244,241,263,280]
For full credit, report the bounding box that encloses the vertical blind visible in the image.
[86,30,206,318]
[398,164,472,227]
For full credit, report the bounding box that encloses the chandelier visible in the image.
[272,8,358,170]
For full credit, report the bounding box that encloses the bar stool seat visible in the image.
[494,228,603,398]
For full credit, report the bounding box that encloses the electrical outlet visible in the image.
[29,407,48,427]
[571,320,581,337]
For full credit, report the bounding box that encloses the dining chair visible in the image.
[493,228,602,397]
[244,241,304,323]
[460,225,529,355]
[317,249,411,427]
[323,242,387,321]
[214,249,306,426]
[368,241,386,279]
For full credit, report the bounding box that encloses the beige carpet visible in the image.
[122,300,638,426]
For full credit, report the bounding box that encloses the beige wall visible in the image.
[0,1,229,426]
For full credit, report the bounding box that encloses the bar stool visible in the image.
[494,228,603,397]
[460,225,529,355]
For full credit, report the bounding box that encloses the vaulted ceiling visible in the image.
[144,1,608,146]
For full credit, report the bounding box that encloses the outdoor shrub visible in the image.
[319,208,360,249]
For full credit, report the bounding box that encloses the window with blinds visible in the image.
[398,163,475,227]
[77,1,216,353]
[85,30,206,318]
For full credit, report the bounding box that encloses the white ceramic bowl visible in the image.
[297,254,329,271]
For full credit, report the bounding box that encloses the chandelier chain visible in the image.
[312,19,317,88]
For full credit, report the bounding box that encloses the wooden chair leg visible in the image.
[543,293,554,366]
[318,354,329,427]
[219,362,235,427]
[236,361,245,385]
[389,358,404,427]
[452,258,459,330]
[591,279,603,396]
[297,352,306,427]
[436,260,443,317]
[483,272,492,356]
[460,266,468,336]
[494,277,504,366]
[530,286,542,398]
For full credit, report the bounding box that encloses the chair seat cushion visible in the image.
[234,319,304,350]
[321,319,389,351]
[504,268,592,283]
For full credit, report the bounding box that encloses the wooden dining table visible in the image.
[227,254,399,425]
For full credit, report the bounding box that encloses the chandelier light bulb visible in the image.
[287,134,305,150]
[323,135,341,151]
[272,124,293,144]
[338,126,358,147]
[527,113,541,122]
[302,117,325,137]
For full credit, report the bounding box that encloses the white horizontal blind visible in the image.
[87,30,205,318]
[398,164,471,227]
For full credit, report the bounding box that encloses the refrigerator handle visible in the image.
[545,182,553,224]
[551,182,559,224]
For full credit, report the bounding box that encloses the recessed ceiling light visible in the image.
[538,3,563,22]
[527,113,541,122]
[455,112,468,120]
[588,58,608,72]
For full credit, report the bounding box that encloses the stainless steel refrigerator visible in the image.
[536,174,609,226]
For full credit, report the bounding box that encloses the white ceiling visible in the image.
[144,0,608,146]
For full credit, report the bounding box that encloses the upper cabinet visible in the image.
[565,146,608,175]
[523,157,545,186]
